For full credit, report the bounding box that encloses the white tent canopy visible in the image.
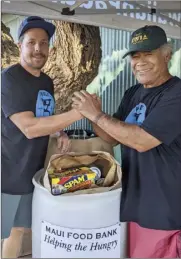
[2,0,181,39]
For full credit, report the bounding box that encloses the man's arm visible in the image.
[10,109,82,139]
[1,73,83,139]
[72,91,161,152]
[92,123,119,146]
[93,113,161,152]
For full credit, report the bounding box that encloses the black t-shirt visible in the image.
[113,76,181,230]
[2,64,55,195]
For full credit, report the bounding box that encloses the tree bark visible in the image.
[43,21,102,113]
[1,22,19,69]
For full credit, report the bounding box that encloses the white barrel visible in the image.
[32,169,127,258]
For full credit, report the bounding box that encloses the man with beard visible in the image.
[72,25,181,257]
[1,16,82,257]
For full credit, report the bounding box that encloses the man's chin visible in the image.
[136,76,152,85]
[32,62,46,70]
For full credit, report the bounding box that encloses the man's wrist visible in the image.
[92,112,105,124]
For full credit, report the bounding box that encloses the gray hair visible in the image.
[160,43,173,60]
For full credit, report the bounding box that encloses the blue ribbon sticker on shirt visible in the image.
[36,90,55,117]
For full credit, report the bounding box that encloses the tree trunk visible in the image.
[43,21,102,113]
[1,22,19,69]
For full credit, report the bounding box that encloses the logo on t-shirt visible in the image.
[36,90,55,117]
[125,103,146,125]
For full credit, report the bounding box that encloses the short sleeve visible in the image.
[113,90,128,121]
[113,103,124,120]
[141,84,181,145]
[2,71,32,118]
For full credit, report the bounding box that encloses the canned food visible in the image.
[90,167,101,180]
[49,165,102,195]
[50,172,98,195]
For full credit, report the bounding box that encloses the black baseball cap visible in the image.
[122,25,167,58]
[18,16,56,40]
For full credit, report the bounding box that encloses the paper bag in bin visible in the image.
[44,135,114,170]
[43,151,122,195]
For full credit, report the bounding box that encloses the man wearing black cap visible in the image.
[1,16,83,257]
[72,25,181,257]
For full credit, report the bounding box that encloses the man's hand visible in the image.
[71,108,84,121]
[72,91,102,121]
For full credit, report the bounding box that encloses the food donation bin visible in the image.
[32,167,127,258]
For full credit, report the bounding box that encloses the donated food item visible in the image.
[49,167,101,195]
[90,167,101,180]
[48,166,97,177]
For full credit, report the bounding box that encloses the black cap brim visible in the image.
[19,20,55,39]
[122,45,162,59]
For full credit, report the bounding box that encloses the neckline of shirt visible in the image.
[140,76,177,92]
[18,63,43,80]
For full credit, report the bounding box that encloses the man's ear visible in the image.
[18,43,22,53]
[165,52,172,63]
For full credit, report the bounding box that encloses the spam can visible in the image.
[50,171,100,195]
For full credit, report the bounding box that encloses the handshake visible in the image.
[71,90,103,123]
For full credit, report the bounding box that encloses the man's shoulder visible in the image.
[124,83,141,98]
[164,76,181,96]
[41,71,53,84]
[1,64,22,90]
[170,76,181,89]
[2,63,20,78]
